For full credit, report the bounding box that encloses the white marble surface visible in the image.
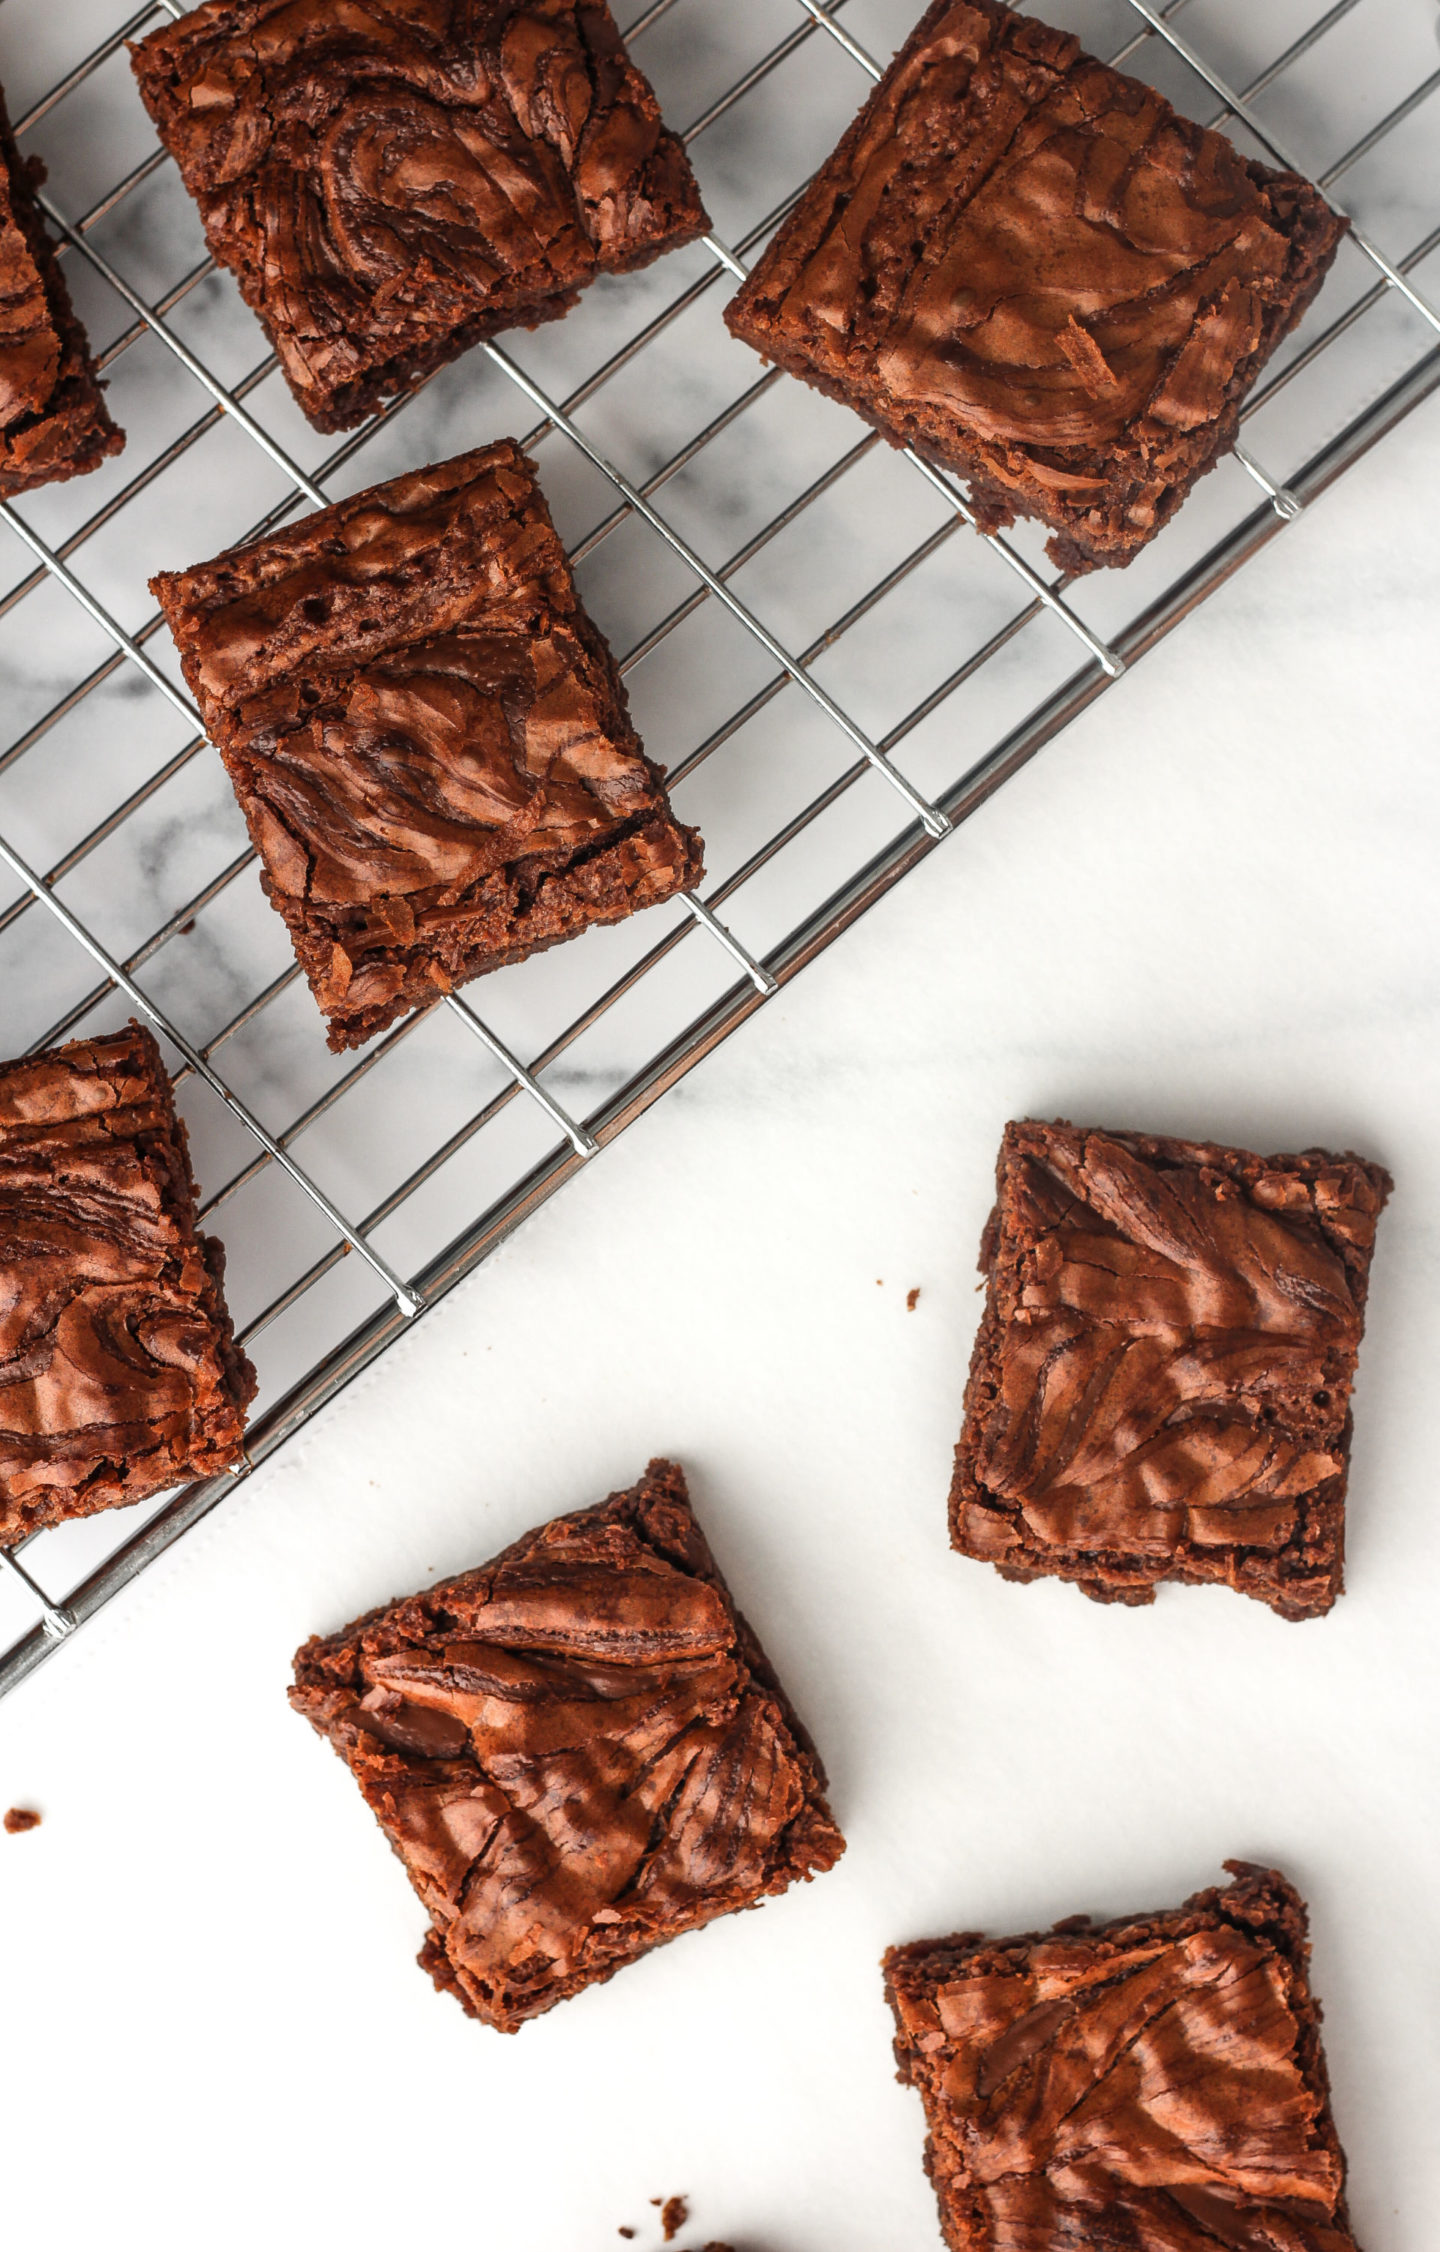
[2,388,1438,2248]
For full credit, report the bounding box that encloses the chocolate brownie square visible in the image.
[289,1458,845,2031]
[150,440,703,1051]
[131,0,711,432]
[0,85,123,497]
[724,0,1346,572]
[950,1121,1391,1619]
[0,1024,256,1544]
[884,1862,1361,2252]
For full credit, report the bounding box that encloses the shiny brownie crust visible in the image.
[884,1862,1361,2252]
[130,0,710,432]
[0,1024,255,1543]
[150,440,703,1051]
[724,0,1345,572]
[950,1120,1391,1619]
[0,87,123,497]
[290,1458,845,2030]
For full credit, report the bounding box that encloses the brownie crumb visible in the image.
[661,2199,688,2242]
[906,1287,921,1310]
[4,1807,40,1833]
[618,2233,635,2242]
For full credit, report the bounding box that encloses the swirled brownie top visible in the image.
[950,1120,1391,1618]
[725,0,1345,571]
[0,85,123,496]
[131,0,710,430]
[290,1459,845,2031]
[0,1024,255,1544]
[150,442,702,1052]
[885,1863,1361,2252]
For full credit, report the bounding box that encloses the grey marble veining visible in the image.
[0,0,1436,1641]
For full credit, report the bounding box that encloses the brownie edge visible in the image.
[289,1459,844,2030]
[0,89,124,497]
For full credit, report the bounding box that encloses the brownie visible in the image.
[150,441,703,1051]
[289,1458,845,2031]
[0,1024,256,1545]
[884,1862,1361,2252]
[0,85,123,497]
[950,1121,1391,1619]
[130,0,711,432]
[724,0,1346,572]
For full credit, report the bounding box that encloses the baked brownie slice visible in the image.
[131,0,710,432]
[150,441,703,1051]
[289,1458,845,2031]
[884,1862,1362,2252]
[0,1024,256,1544]
[725,0,1346,572]
[0,85,123,497]
[950,1120,1391,1619]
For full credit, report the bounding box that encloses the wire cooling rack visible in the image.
[0,0,1436,1697]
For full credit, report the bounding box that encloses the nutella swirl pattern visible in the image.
[951,1121,1390,1617]
[131,0,709,429]
[290,1462,844,2030]
[725,0,1344,569]
[886,1868,1361,2252]
[797,20,1292,454]
[150,442,702,1051]
[0,1027,255,1541]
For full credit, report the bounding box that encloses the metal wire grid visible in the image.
[0,0,1435,1694]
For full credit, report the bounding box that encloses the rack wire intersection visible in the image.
[1,0,1436,1696]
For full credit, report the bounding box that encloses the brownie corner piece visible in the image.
[884,1861,1360,2252]
[288,1457,845,2031]
[949,1119,1391,1619]
[149,440,703,1052]
[0,1022,256,1544]
[130,0,710,431]
[0,87,124,498]
[724,0,1345,571]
